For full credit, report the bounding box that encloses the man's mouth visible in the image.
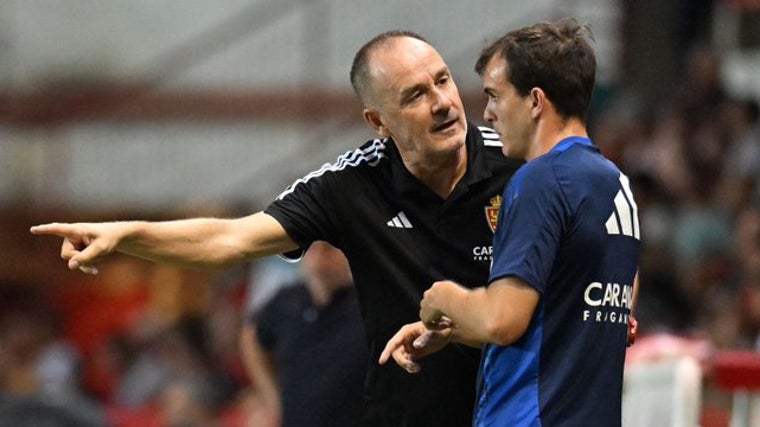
[432,118,458,133]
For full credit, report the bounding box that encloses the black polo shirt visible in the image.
[265,123,522,427]
[256,284,367,427]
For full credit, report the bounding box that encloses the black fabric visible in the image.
[256,285,368,427]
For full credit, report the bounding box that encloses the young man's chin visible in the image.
[500,145,522,160]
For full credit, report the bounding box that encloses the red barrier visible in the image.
[713,350,760,391]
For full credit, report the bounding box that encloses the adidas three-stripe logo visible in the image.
[605,173,640,239]
[478,126,502,147]
[387,211,413,228]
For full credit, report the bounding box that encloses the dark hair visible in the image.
[475,18,596,121]
[350,30,429,105]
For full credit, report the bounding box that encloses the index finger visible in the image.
[30,223,80,238]
[379,333,404,365]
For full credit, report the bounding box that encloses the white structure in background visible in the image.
[622,356,702,427]
[0,0,622,211]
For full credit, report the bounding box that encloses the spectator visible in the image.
[240,241,367,427]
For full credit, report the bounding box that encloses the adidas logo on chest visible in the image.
[386,211,413,228]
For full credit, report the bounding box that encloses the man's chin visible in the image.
[438,132,466,152]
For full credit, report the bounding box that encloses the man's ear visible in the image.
[530,87,545,119]
[363,108,390,137]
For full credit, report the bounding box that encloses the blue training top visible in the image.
[478,137,640,427]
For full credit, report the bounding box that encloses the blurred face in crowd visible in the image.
[302,241,353,296]
[362,36,467,164]
[481,54,534,161]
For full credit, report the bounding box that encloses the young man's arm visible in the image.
[30,211,298,273]
[420,277,540,345]
[380,277,539,373]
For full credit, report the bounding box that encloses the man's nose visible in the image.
[431,88,453,114]
[483,106,495,124]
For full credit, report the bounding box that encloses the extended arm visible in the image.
[30,211,298,273]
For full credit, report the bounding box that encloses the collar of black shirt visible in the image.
[387,122,496,199]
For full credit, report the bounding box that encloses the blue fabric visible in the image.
[478,137,640,427]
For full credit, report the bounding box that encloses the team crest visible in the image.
[484,195,502,233]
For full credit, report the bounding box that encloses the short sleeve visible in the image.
[489,161,567,293]
[264,169,341,248]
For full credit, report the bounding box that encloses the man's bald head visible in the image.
[350,30,429,107]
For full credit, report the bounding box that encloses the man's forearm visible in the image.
[32,211,297,274]
[119,213,296,269]
[117,218,245,269]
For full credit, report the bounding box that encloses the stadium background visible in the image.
[1,0,760,425]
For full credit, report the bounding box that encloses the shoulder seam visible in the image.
[276,138,388,200]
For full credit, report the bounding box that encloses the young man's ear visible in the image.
[529,87,545,119]
[363,108,390,137]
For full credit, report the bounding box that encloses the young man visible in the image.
[381,19,640,426]
[31,31,521,426]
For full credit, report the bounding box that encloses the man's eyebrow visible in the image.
[400,83,427,101]
[433,67,450,80]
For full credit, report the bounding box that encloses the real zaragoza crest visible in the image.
[484,195,501,233]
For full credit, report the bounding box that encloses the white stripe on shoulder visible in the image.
[276,138,387,200]
[477,126,503,147]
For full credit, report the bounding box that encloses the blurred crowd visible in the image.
[1,40,760,426]
[596,43,760,350]
[597,43,760,425]
[0,254,259,427]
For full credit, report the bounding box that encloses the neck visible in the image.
[403,145,467,199]
[527,117,588,161]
